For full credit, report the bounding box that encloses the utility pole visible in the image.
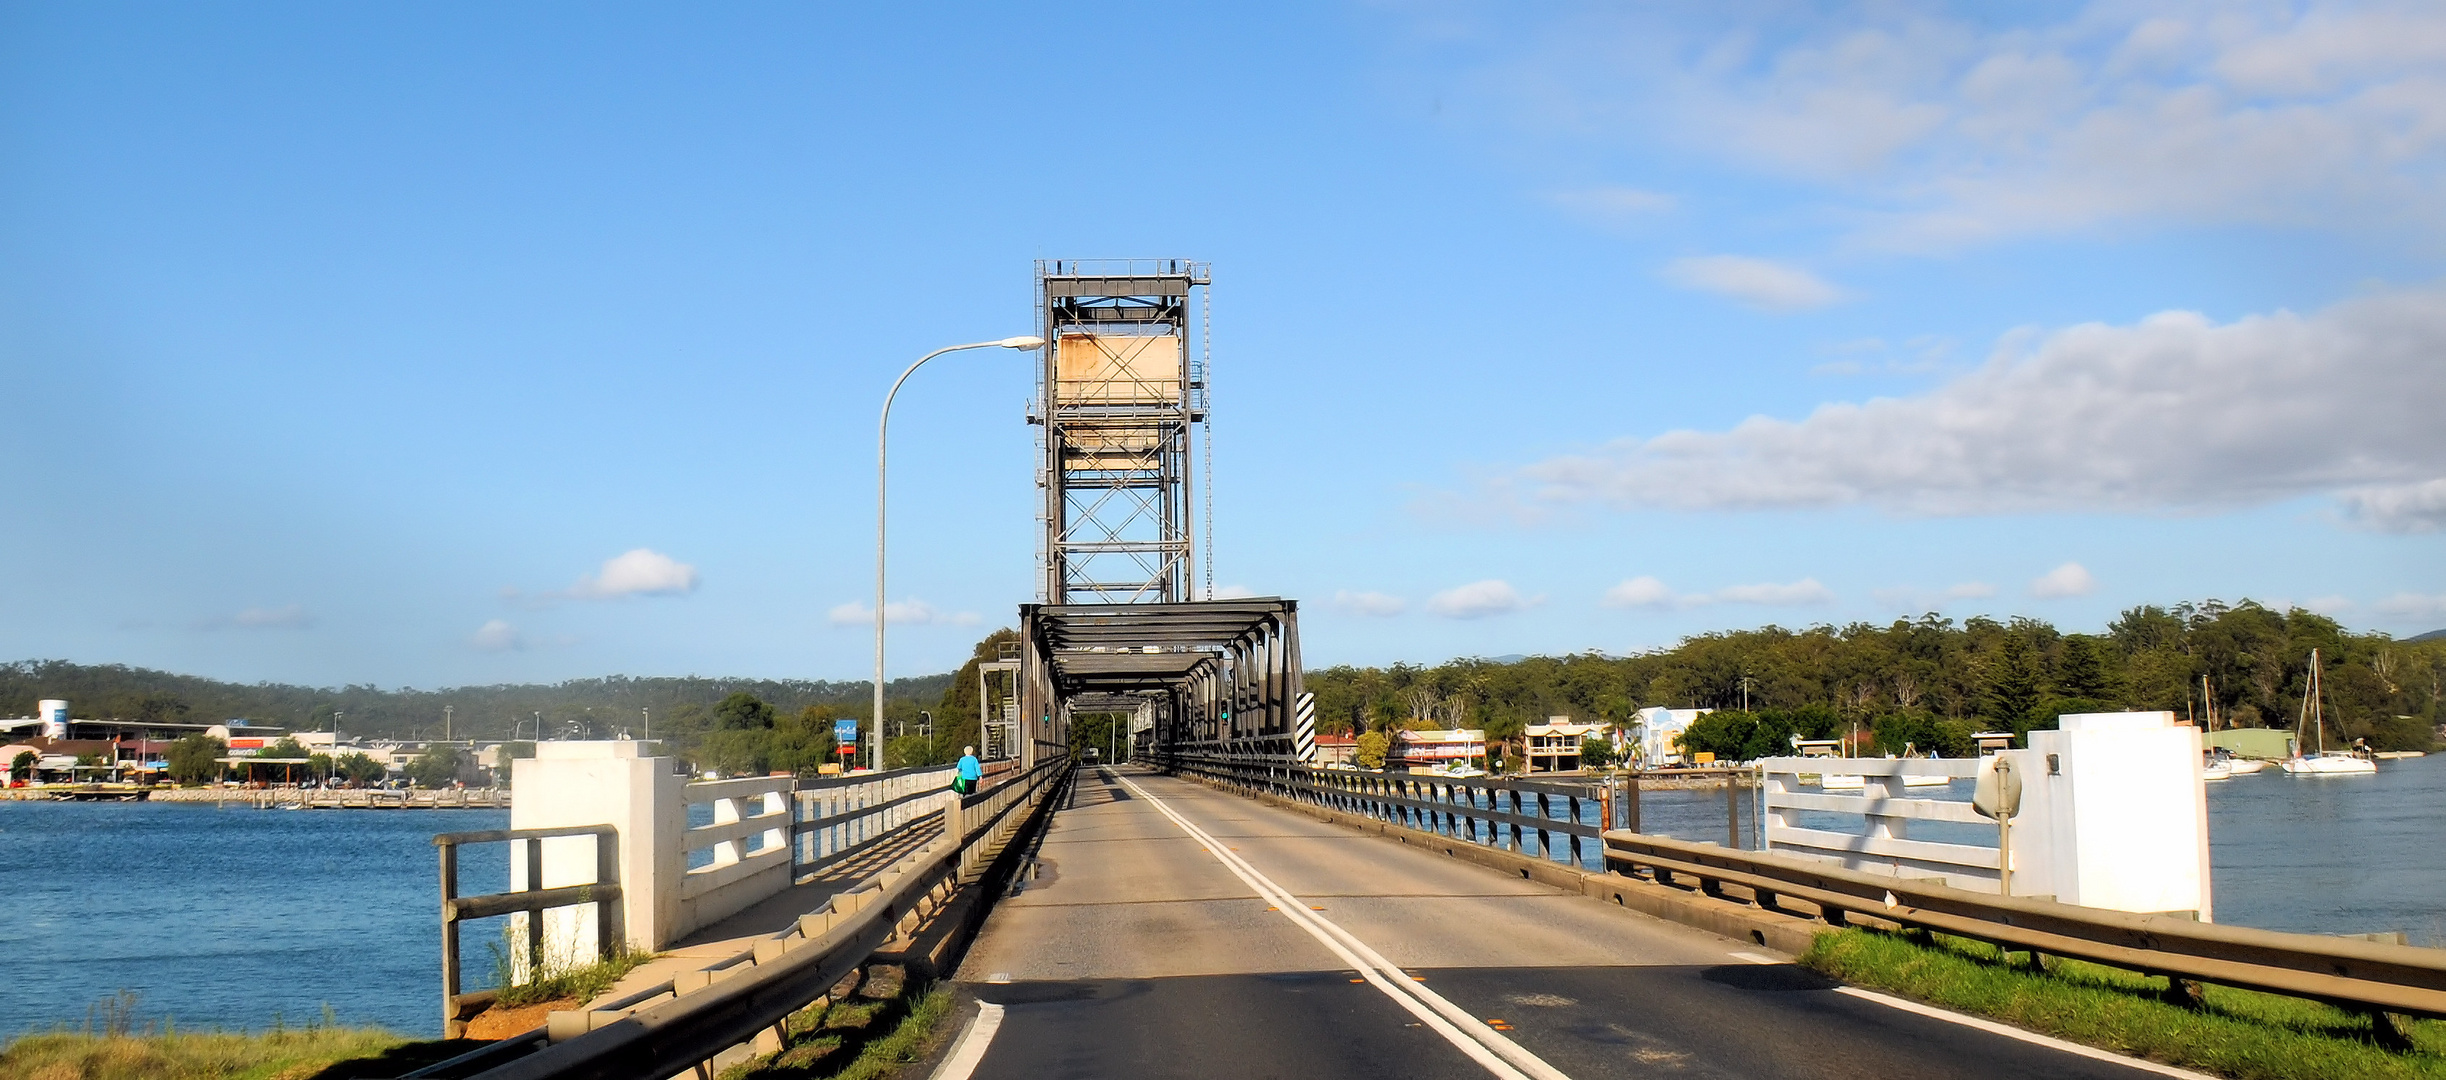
[445,705,453,742]
[643,706,651,743]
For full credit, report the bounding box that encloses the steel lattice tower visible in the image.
[1031,259,1210,605]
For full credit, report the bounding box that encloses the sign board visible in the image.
[834,718,859,746]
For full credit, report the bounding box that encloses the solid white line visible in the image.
[929,1001,1004,1080]
[1110,769,1572,1080]
[1836,987,2220,1079]
[1731,945,2212,1078]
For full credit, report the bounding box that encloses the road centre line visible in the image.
[1728,945,2215,1078]
[1108,769,1572,1080]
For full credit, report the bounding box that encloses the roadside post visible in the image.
[1972,755,2023,894]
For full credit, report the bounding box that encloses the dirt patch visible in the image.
[463,997,577,1040]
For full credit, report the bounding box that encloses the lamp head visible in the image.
[998,335,1046,350]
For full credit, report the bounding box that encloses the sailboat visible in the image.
[2200,674,2269,775]
[2280,649,2377,776]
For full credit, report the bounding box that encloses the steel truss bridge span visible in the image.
[1015,597,1304,765]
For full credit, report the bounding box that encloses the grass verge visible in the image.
[1801,928,2446,1080]
[718,966,957,1080]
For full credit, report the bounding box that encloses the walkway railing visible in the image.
[433,825,622,1039]
[411,757,1069,1080]
[1756,756,1997,890]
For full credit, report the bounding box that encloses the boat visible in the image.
[2279,649,2376,777]
[2202,748,2234,781]
[2225,757,2271,775]
[2375,750,2426,760]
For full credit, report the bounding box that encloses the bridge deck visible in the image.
[947,765,2179,1080]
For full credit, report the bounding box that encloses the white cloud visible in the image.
[826,598,981,627]
[1546,185,1678,225]
[1602,576,1679,609]
[1717,578,1837,605]
[1211,584,1260,600]
[1473,2,2446,248]
[2375,592,2446,622]
[570,548,700,599]
[471,619,523,652]
[2338,479,2446,533]
[1502,286,2446,520]
[231,604,312,629]
[1872,581,1996,610]
[2029,562,2098,599]
[1427,579,1534,619]
[1332,590,1408,616]
[2305,595,2355,615]
[1603,576,1834,608]
[1661,255,1844,311]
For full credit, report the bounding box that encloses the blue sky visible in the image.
[3,1,2441,689]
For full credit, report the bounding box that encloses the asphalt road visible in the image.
[947,766,2184,1080]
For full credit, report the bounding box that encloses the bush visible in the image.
[1355,731,1389,769]
[406,745,464,788]
[1580,736,1617,767]
[165,736,225,785]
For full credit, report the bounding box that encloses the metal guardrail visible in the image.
[434,825,623,1039]
[415,757,1069,1080]
[1172,755,1614,866]
[1603,831,2446,1026]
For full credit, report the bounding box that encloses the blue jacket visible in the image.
[957,754,983,781]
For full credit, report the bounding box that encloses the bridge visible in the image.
[399,262,2446,1080]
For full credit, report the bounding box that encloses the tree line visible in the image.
[1306,602,2446,763]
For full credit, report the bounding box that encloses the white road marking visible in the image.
[928,1000,1005,1080]
[1110,769,1572,1080]
[1835,988,2221,1080]
[1731,943,2212,1077]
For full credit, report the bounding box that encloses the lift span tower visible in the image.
[1030,259,1210,605]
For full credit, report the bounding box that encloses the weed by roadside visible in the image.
[718,966,956,1080]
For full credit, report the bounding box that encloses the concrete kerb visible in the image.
[1182,770,1828,958]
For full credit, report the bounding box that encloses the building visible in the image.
[1390,728,1486,771]
[1632,706,1713,766]
[1313,732,1357,766]
[1524,718,1604,772]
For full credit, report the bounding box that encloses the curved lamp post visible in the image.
[875,336,1044,771]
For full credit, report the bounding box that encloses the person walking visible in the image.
[954,745,982,795]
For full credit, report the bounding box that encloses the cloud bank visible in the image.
[1662,256,1844,310]
[1603,576,1835,609]
[571,549,700,599]
[1427,579,1535,619]
[827,598,981,628]
[1504,286,2446,523]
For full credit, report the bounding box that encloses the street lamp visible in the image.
[875,335,1043,772]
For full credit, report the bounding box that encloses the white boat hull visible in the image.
[2202,761,2233,781]
[2224,758,2270,775]
[2281,754,2376,776]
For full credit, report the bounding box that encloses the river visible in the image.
[2,756,2441,1038]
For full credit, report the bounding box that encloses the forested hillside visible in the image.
[1307,602,2445,756]
[0,660,955,742]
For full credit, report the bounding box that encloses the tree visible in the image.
[1354,731,1390,769]
[166,735,225,784]
[1985,636,2044,735]
[337,752,386,784]
[2054,636,2114,700]
[258,737,310,760]
[713,692,777,731]
[1580,736,1616,768]
[407,745,465,787]
[11,750,35,782]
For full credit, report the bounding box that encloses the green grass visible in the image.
[718,973,957,1080]
[0,996,428,1080]
[1802,928,2446,1080]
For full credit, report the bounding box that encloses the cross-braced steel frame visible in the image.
[1032,259,1210,605]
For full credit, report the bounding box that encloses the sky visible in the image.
[3,1,2442,691]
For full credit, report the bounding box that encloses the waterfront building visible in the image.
[1390,728,1485,771]
[1631,706,1712,766]
[1524,718,1603,772]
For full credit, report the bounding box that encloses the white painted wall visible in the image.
[510,741,686,961]
[2011,712,2213,919]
